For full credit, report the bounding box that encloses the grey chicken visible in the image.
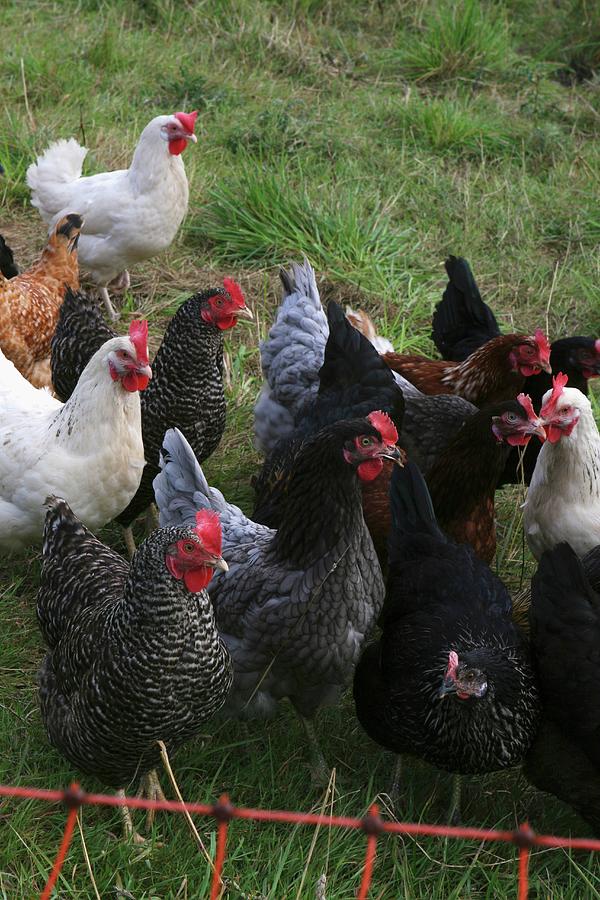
[154,416,402,783]
[37,497,232,840]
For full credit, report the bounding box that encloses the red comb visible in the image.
[129,320,149,366]
[541,372,569,419]
[516,393,537,422]
[175,111,198,134]
[445,651,459,679]
[195,509,222,557]
[534,328,551,363]
[367,410,398,445]
[222,277,246,309]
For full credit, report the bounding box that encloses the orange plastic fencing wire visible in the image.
[39,784,83,900]
[0,782,596,899]
[356,803,382,900]
[210,794,233,900]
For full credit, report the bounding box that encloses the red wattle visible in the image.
[216,315,237,331]
[121,371,149,393]
[168,137,187,156]
[506,433,531,446]
[184,567,212,592]
[546,424,564,443]
[357,459,384,482]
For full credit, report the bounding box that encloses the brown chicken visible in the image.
[384,330,552,406]
[0,214,81,388]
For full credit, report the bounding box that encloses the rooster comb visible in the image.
[129,320,149,366]
[222,277,246,308]
[533,328,551,362]
[445,651,459,680]
[367,410,398,445]
[195,509,222,558]
[541,372,569,419]
[174,111,198,134]
[516,393,537,422]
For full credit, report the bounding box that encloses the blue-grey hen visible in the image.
[37,497,232,841]
[154,415,403,783]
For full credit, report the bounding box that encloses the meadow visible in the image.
[0,0,599,896]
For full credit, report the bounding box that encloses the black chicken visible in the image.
[353,461,540,821]
[37,497,232,841]
[0,234,18,278]
[431,255,600,482]
[51,281,253,553]
[154,416,402,784]
[525,542,600,835]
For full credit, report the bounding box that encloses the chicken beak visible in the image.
[137,364,153,380]
[210,555,229,573]
[236,305,254,322]
[541,361,553,374]
[530,421,547,441]
[439,678,457,698]
[381,445,405,466]
[186,133,198,143]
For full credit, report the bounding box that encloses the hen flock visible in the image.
[1,111,600,843]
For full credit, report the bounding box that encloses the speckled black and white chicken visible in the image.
[353,461,540,821]
[37,497,232,841]
[154,416,402,783]
[51,279,252,553]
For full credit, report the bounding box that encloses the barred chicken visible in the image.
[154,416,402,783]
[0,214,81,388]
[27,112,198,320]
[0,321,150,550]
[37,497,232,840]
[354,462,539,821]
[51,280,252,554]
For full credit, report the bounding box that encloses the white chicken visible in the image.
[524,372,600,559]
[0,321,151,550]
[26,111,198,321]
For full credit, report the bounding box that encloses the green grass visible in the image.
[1,0,600,896]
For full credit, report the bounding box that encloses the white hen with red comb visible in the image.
[523,375,600,560]
[27,112,197,320]
[0,323,150,550]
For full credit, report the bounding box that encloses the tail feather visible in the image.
[153,428,228,528]
[389,461,446,554]
[41,496,87,561]
[431,256,500,361]
[27,138,88,225]
[279,256,320,307]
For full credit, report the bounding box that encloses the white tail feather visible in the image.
[27,138,88,224]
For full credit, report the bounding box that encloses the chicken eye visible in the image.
[506,412,518,423]
[214,298,224,307]
[361,437,373,447]
[521,346,534,356]
[182,542,196,554]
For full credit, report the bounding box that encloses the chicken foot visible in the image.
[299,715,331,787]
[137,768,167,830]
[117,789,146,845]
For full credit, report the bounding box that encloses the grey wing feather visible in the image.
[154,428,274,558]
[254,258,328,453]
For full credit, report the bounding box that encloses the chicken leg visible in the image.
[299,715,331,787]
[99,286,119,322]
[138,768,167,830]
[447,773,462,825]
[117,789,146,844]
[387,755,403,810]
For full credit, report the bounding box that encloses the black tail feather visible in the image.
[431,256,500,361]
